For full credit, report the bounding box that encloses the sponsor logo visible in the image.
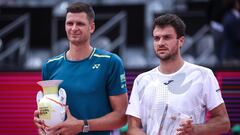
[92,64,100,69]
[120,74,126,82]
[164,80,174,85]
[121,84,127,89]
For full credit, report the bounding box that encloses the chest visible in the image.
[141,73,205,115]
[48,60,108,95]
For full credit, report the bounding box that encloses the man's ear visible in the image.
[90,21,95,34]
[178,36,185,48]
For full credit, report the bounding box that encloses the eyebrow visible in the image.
[154,34,174,37]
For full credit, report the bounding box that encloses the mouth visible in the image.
[158,48,168,51]
[157,48,168,54]
[71,34,80,36]
[70,34,81,38]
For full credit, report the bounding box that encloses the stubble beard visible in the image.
[156,51,177,62]
[155,43,179,62]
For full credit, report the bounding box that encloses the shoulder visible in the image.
[135,67,158,83]
[93,48,123,62]
[184,61,214,77]
[44,53,65,65]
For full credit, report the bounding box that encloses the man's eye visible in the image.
[154,37,160,41]
[67,22,73,25]
[163,36,170,40]
[77,22,84,26]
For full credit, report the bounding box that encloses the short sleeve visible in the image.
[204,69,224,111]
[41,62,48,80]
[126,76,141,119]
[107,54,127,96]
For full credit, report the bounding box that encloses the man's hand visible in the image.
[176,119,193,135]
[46,106,82,135]
[33,110,47,131]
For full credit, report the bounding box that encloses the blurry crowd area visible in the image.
[0,0,240,134]
[0,0,240,70]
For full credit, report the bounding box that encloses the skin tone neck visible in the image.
[158,52,184,74]
[67,43,93,61]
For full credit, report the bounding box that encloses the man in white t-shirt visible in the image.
[126,14,230,135]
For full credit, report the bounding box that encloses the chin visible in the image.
[159,55,171,61]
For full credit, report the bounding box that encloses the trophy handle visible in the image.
[36,91,43,105]
[59,88,67,105]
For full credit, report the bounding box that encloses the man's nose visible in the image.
[72,24,78,30]
[158,38,166,46]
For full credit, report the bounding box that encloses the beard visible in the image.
[155,50,178,61]
[154,42,179,62]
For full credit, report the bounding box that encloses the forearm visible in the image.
[193,116,230,135]
[73,111,126,133]
[88,111,127,131]
[86,93,128,131]
[127,128,146,135]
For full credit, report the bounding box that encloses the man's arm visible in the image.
[193,103,230,135]
[88,93,128,130]
[127,115,146,135]
[47,93,128,134]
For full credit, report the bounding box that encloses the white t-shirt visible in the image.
[126,61,224,135]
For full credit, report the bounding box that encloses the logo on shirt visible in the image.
[120,74,127,89]
[92,64,100,69]
[121,84,127,89]
[120,74,126,83]
[163,80,174,85]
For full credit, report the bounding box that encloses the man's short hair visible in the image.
[153,14,186,38]
[66,2,95,21]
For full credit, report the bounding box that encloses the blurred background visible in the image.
[0,0,240,134]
